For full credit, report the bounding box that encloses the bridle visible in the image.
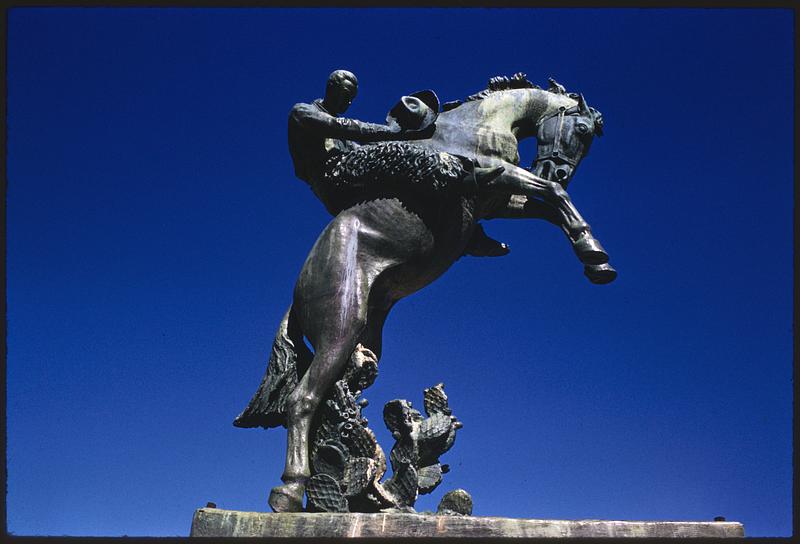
[532,105,584,169]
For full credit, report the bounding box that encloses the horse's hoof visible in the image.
[573,235,608,265]
[584,263,617,284]
[269,482,305,513]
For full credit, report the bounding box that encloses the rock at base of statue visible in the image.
[436,488,472,516]
[190,508,745,538]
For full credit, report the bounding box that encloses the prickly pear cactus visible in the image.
[305,345,469,513]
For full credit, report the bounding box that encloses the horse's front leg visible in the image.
[480,164,609,266]
[488,194,617,284]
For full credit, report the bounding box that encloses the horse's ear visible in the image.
[547,77,567,94]
[578,94,591,116]
[591,107,604,136]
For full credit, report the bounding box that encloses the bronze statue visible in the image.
[235,71,615,513]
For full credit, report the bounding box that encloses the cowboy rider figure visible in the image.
[288,69,510,257]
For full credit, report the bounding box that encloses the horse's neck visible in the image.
[464,88,574,127]
[512,88,578,136]
[432,89,578,164]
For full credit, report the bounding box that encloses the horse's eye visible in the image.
[576,123,589,134]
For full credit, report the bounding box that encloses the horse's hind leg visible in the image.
[269,302,367,507]
[270,303,395,512]
[270,321,367,512]
[269,213,401,512]
[269,199,432,512]
[342,298,395,390]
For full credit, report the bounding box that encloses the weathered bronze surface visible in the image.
[234,71,615,513]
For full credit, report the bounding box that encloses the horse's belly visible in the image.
[376,197,477,300]
[322,197,476,302]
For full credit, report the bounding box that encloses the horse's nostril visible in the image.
[556,168,568,180]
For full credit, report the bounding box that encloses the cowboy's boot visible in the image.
[464,223,510,257]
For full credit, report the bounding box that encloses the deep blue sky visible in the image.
[7,8,793,537]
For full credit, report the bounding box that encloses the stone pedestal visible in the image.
[190,507,744,538]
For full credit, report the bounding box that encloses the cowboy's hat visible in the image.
[386,90,440,131]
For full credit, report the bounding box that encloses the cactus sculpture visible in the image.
[304,348,468,513]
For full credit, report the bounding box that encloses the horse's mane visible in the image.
[441,72,575,112]
[439,72,603,136]
[465,72,539,100]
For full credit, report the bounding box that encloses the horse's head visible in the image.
[532,94,603,188]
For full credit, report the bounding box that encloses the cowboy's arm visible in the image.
[291,103,432,142]
[290,103,402,142]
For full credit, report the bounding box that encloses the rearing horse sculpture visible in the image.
[235,75,615,512]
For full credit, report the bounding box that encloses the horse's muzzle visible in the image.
[533,158,574,188]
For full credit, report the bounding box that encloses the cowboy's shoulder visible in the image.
[289,101,326,121]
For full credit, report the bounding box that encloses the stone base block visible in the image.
[190,507,744,538]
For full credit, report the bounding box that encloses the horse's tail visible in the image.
[233,305,313,429]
